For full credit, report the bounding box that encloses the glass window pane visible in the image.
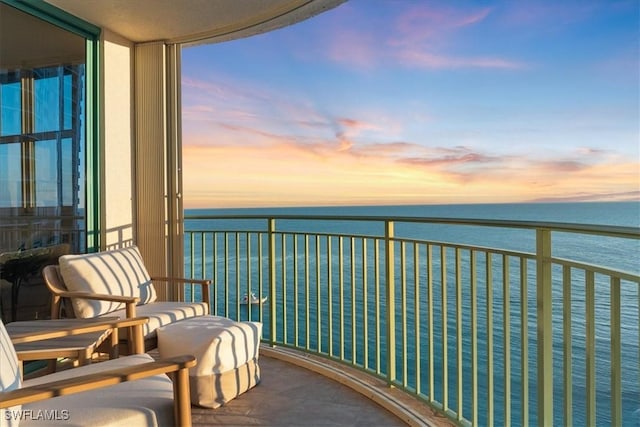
[35,139,58,207]
[63,73,72,130]
[0,143,22,207]
[61,137,72,205]
[0,80,21,136]
[34,70,61,133]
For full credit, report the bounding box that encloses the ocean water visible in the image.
[184,201,640,425]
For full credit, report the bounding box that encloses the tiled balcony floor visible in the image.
[190,347,455,427]
[192,355,404,426]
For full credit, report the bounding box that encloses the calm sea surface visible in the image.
[185,201,640,426]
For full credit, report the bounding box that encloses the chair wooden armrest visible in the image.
[151,277,211,285]
[0,355,197,426]
[151,276,211,305]
[48,292,143,352]
[52,290,140,305]
[11,318,150,364]
[9,317,149,345]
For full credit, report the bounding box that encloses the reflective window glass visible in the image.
[0,80,21,136]
[0,143,21,207]
[34,70,61,133]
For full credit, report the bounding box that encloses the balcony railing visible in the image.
[183,214,639,426]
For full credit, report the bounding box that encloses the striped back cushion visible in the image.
[59,246,157,318]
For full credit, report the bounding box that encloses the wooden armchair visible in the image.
[0,318,196,426]
[42,246,211,354]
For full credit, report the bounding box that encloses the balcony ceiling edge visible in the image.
[43,0,346,45]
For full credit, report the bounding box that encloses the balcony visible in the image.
[181,213,639,426]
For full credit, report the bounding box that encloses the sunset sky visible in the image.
[181,0,639,208]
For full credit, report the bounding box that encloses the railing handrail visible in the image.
[185,214,640,239]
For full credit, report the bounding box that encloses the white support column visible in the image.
[101,30,134,250]
[133,42,183,300]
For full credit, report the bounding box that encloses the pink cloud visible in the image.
[530,190,640,203]
[326,30,378,69]
[402,151,498,168]
[537,160,588,172]
[576,147,609,155]
[320,3,524,71]
[338,118,365,129]
[356,141,422,157]
[336,117,381,135]
[335,117,383,142]
[396,50,524,70]
[183,74,408,155]
[183,75,340,145]
[182,77,251,103]
[388,4,527,70]
[391,5,492,47]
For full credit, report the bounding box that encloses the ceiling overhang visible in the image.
[43,0,345,45]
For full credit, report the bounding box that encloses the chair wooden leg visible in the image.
[50,294,61,319]
[79,349,91,365]
[173,368,192,427]
[127,324,144,355]
[109,327,119,359]
[125,303,143,355]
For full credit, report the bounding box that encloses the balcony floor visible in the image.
[190,347,454,427]
[192,354,403,426]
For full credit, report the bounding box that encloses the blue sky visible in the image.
[181,0,639,208]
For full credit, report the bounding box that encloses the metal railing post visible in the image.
[385,220,396,385]
[610,277,621,426]
[536,229,553,426]
[268,218,277,346]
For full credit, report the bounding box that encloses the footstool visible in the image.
[157,315,262,408]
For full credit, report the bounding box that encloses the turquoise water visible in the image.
[185,201,640,426]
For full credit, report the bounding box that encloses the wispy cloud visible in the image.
[395,50,524,70]
[319,2,525,70]
[400,147,500,168]
[536,160,589,173]
[530,190,640,203]
[325,29,378,69]
[391,5,492,47]
[183,74,339,146]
